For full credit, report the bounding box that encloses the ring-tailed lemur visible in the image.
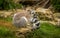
[29,9,40,30]
[13,9,40,30]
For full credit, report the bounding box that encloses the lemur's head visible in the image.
[27,9,36,17]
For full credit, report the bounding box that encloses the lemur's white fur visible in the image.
[21,16,28,23]
[21,16,30,25]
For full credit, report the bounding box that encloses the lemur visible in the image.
[13,9,40,30]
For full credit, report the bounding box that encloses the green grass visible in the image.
[0,26,16,38]
[0,16,60,38]
[0,16,12,22]
[25,23,60,38]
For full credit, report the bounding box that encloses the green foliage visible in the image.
[51,0,60,11]
[0,0,22,10]
[25,23,60,38]
[0,26,16,38]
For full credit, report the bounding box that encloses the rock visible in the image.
[0,11,13,18]
[54,13,60,18]
[36,8,55,21]
[56,19,60,26]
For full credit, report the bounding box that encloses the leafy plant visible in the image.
[51,0,60,12]
[0,0,22,10]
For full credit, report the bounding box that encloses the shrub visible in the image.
[51,0,60,12]
[0,0,22,10]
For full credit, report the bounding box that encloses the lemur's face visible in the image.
[31,11,35,14]
[30,11,36,17]
[27,9,35,15]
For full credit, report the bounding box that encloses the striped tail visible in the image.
[30,9,40,30]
